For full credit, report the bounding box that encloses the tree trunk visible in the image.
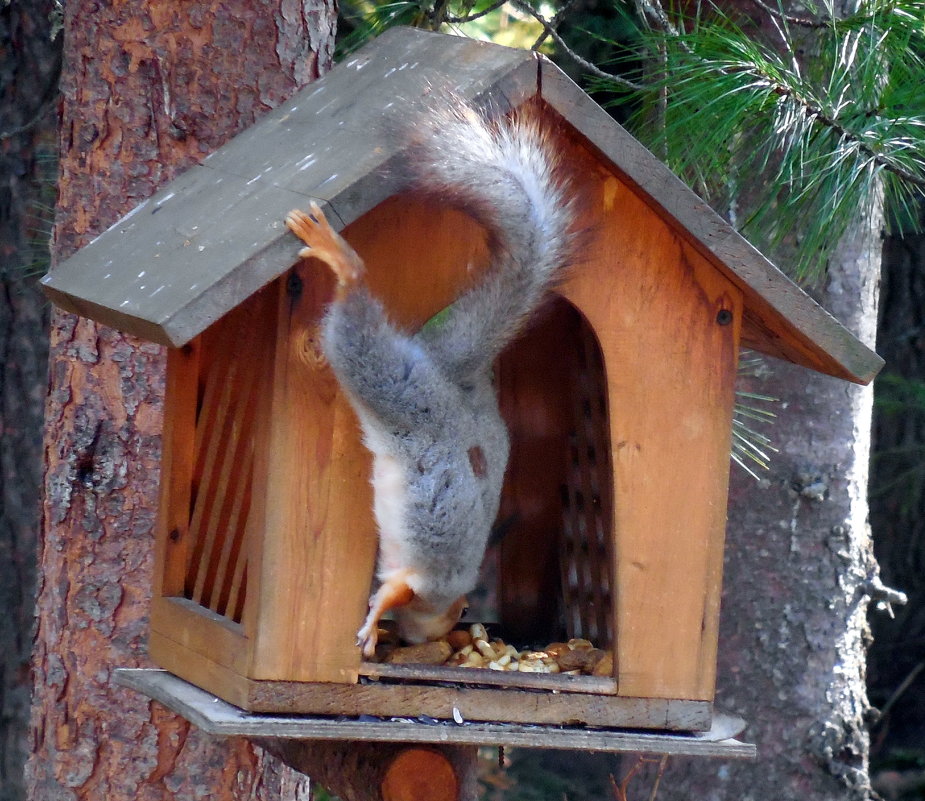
[0,2,60,799]
[27,2,335,799]
[654,206,883,799]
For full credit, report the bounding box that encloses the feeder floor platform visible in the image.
[115,668,755,759]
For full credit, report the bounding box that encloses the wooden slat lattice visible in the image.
[560,319,614,647]
[181,294,269,623]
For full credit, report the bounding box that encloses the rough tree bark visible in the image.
[27,2,334,799]
[653,206,883,799]
[0,2,59,799]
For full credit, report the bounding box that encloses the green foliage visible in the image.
[336,0,925,280]
[591,0,925,279]
[308,785,341,801]
[876,372,925,417]
[335,0,554,59]
[872,372,925,501]
[3,137,57,281]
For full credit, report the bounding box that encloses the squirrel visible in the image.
[285,102,575,658]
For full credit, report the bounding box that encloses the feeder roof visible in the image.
[41,26,882,384]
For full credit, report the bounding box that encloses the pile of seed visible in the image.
[374,623,613,676]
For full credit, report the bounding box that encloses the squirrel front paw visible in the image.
[355,574,416,659]
[355,621,379,660]
[285,202,365,291]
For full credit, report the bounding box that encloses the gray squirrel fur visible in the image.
[285,101,575,657]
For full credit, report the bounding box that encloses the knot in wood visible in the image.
[295,326,327,371]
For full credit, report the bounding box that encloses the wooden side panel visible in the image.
[248,266,371,683]
[152,283,275,695]
[154,343,201,599]
[561,146,742,701]
[184,287,276,624]
[249,196,489,682]
[150,596,250,677]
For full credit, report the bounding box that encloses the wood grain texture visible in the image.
[148,629,256,711]
[116,668,757,758]
[185,290,271,618]
[242,196,487,681]
[247,266,372,683]
[557,135,742,701]
[359,661,620,696]
[264,741,479,801]
[130,660,710,728]
[240,678,710,730]
[244,195,492,683]
[150,597,250,677]
[154,342,201,598]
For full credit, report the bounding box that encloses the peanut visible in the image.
[385,640,453,665]
[446,629,472,650]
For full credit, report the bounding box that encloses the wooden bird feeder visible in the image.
[42,27,881,744]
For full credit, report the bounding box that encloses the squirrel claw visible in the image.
[285,204,365,291]
[355,625,378,660]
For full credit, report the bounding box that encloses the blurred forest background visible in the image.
[3,0,925,798]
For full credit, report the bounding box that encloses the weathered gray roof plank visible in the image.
[42,29,539,347]
[539,63,883,384]
[43,26,881,384]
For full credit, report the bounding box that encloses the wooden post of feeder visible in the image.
[260,740,479,801]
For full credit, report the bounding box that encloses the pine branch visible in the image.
[749,0,829,28]
[628,2,925,192]
[530,0,575,51]
[511,0,645,89]
[0,96,57,140]
[759,71,925,190]
[444,0,509,25]
[0,43,62,141]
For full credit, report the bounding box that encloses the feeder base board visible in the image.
[115,668,755,759]
[148,634,712,730]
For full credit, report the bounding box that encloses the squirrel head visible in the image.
[395,595,469,645]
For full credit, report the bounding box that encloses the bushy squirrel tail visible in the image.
[411,101,577,376]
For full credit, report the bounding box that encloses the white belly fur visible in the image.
[370,450,409,575]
